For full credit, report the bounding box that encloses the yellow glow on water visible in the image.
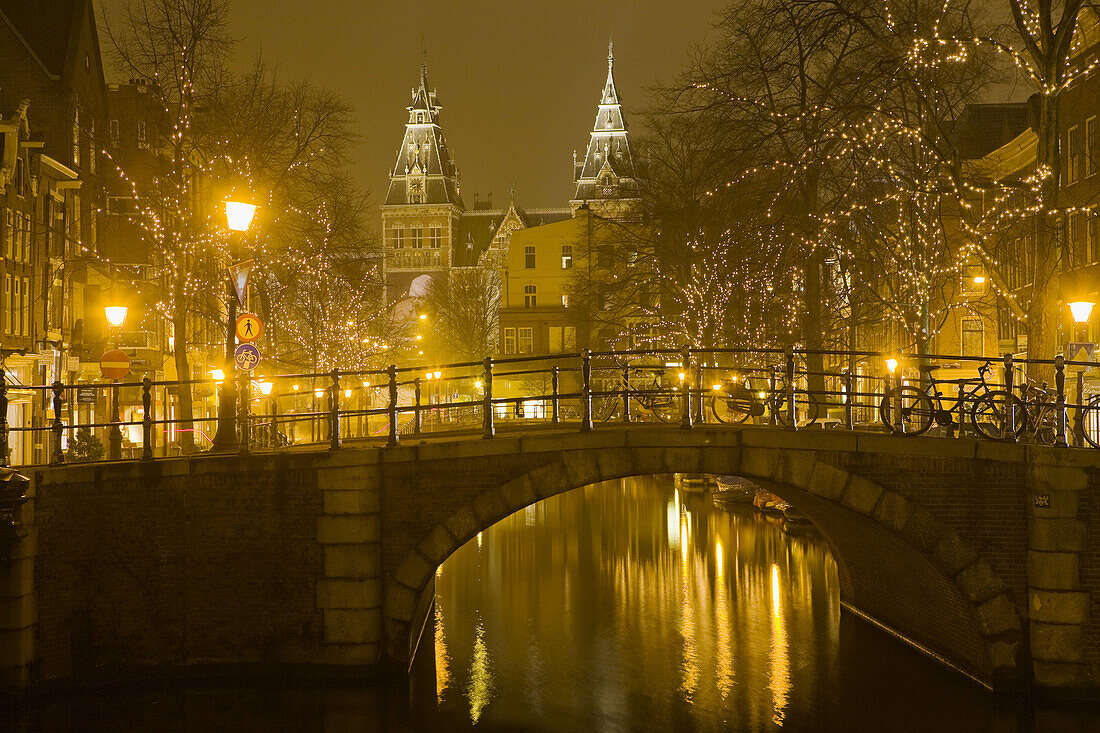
[467,619,493,724]
[477,532,482,549]
[715,536,724,578]
[714,530,733,698]
[769,563,790,726]
[435,603,451,704]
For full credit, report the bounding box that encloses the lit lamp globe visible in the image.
[225,199,257,232]
[104,305,128,329]
[257,381,273,397]
[1069,301,1095,326]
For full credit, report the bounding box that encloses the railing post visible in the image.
[1003,353,1017,444]
[329,369,341,451]
[483,357,495,439]
[695,366,706,425]
[1076,370,1086,448]
[1055,355,1068,447]
[142,376,153,461]
[387,365,399,447]
[843,369,854,431]
[580,350,593,432]
[891,360,903,434]
[551,366,560,424]
[769,365,779,426]
[51,381,64,466]
[785,346,797,431]
[414,377,423,434]
[0,368,8,467]
[621,365,631,423]
[680,345,693,429]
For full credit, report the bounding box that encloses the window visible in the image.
[13,158,24,197]
[88,120,95,173]
[524,245,535,268]
[20,213,29,263]
[137,120,146,145]
[1088,116,1098,177]
[518,327,533,354]
[3,210,10,259]
[2,275,8,334]
[110,119,119,145]
[561,291,570,307]
[21,277,28,336]
[524,284,536,308]
[411,228,423,249]
[1068,125,1081,184]
[962,317,984,357]
[1072,212,1086,265]
[387,227,405,249]
[429,226,442,248]
[549,326,577,353]
[503,327,516,354]
[1090,209,1099,263]
[12,277,20,336]
[561,245,572,269]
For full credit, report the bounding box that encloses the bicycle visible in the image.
[595,368,677,423]
[709,370,821,427]
[879,361,999,437]
[970,379,1060,444]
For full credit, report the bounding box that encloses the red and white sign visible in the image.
[100,349,131,380]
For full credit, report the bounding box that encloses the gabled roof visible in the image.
[0,0,82,77]
[951,103,1031,161]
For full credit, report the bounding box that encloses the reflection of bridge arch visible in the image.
[383,428,1023,689]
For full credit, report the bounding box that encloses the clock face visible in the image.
[410,178,424,193]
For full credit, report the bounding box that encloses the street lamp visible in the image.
[105,305,128,460]
[212,195,258,451]
[1069,301,1095,342]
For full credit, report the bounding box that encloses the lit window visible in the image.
[561,245,572,269]
[524,284,536,308]
[1068,126,1081,184]
[561,292,570,308]
[518,327,533,354]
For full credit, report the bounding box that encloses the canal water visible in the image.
[10,475,1095,731]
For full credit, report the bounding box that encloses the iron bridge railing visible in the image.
[4,347,1100,467]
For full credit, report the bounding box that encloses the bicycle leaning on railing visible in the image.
[879,360,1003,438]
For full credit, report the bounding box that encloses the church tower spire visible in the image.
[571,41,639,216]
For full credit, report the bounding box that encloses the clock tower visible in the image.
[381,61,465,301]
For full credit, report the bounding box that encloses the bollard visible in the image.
[696,367,706,425]
[414,378,423,434]
[680,345,693,429]
[1055,355,1067,447]
[551,366,560,424]
[843,370,854,431]
[622,365,631,423]
[329,370,341,451]
[142,377,153,461]
[785,347,797,431]
[51,381,64,466]
[387,365,399,447]
[0,368,8,467]
[483,357,495,439]
[1003,353,1017,444]
[581,350,593,432]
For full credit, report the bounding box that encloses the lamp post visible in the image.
[1069,301,1094,343]
[257,380,273,446]
[105,305,128,460]
[211,197,257,452]
[1068,301,1095,447]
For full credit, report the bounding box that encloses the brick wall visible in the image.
[33,456,323,682]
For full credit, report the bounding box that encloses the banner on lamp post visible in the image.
[229,260,254,306]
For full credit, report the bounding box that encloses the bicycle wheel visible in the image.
[970,391,1025,441]
[878,387,935,436]
[775,391,822,428]
[711,394,752,424]
[649,393,677,423]
[1078,394,1100,448]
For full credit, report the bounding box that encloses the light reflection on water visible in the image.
[433,475,841,730]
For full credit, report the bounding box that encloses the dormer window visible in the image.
[416,111,425,123]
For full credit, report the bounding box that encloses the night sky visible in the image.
[101,0,730,211]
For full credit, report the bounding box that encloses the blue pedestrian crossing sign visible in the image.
[234,343,260,372]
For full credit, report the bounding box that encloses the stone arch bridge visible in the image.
[2,425,1097,696]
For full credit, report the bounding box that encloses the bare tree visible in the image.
[423,268,500,361]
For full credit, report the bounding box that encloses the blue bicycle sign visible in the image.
[234,343,260,372]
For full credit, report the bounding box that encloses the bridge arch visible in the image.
[383,438,1023,688]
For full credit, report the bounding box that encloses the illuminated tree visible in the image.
[423,267,501,361]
